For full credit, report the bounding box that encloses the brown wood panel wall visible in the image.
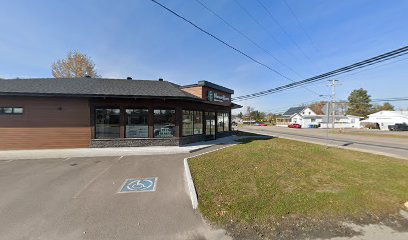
[0,96,233,150]
[180,86,203,98]
[0,96,91,150]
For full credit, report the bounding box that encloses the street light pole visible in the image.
[328,80,341,129]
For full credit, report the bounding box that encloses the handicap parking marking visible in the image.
[118,177,158,193]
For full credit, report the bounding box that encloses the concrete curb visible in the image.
[184,144,237,209]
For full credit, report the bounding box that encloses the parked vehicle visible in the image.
[389,123,408,131]
[254,123,260,126]
[288,123,301,128]
[259,123,267,126]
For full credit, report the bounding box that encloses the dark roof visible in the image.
[282,106,305,116]
[182,80,234,94]
[231,102,243,109]
[0,78,201,100]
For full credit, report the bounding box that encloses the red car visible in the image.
[259,123,267,126]
[288,123,301,128]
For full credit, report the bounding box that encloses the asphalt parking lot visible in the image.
[0,152,230,240]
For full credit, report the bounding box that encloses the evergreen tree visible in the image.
[346,88,372,117]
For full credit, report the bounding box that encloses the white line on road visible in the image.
[72,156,122,199]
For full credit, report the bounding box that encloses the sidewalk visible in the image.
[0,136,243,161]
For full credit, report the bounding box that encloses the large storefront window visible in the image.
[125,109,148,138]
[223,112,229,132]
[182,110,194,136]
[217,112,230,133]
[217,112,224,132]
[193,111,203,134]
[182,110,203,136]
[95,109,120,139]
[205,112,216,136]
[154,109,176,138]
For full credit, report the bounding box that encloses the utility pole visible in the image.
[327,80,341,129]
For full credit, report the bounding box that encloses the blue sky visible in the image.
[1,0,407,112]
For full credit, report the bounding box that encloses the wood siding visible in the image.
[0,96,232,150]
[181,86,232,106]
[0,96,91,150]
[180,86,203,98]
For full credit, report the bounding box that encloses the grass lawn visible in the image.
[189,138,408,239]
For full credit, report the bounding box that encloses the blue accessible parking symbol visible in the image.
[119,177,158,193]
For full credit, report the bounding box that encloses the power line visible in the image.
[256,0,322,71]
[193,0,320,95]
[255,97,408,115]
[232,0,310,70]
[149,0,321,96]
[194,0,302,79]
[337,56,408,80]
[371,97,408,102]
[281,0,322,58]
[232,45,408,101]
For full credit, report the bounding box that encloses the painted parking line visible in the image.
[118,177,158,193]
[72,156,123,199]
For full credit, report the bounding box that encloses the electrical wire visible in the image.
[255,0,323,71]
[150,0,321,96]
[193,0,321,95]
[232,46,408,101]
[281,0,322,58]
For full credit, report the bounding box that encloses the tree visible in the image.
[309,101,326,115]
[250,110,266,121]
[380,102,394,111]
[370,102,395,113]
[52,50,99,78]
[237,112,243,119]
[245,106,254,119]
[346,88,372,117]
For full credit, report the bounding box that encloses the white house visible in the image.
[277,106,362,128]
[277,107,322,128]
[361,110,408,130]
[319,115,362,128]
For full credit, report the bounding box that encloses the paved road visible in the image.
[0,146,232,240]
[240,126,408,160]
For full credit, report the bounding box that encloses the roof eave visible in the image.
[0,92,204,101]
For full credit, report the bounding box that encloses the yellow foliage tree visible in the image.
[51,50,99,78]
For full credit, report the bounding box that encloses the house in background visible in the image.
[319,103,362,128]
[319,115,362,128]
[276,105,361,128]
[361,110,408,130]
[276,106,322,128]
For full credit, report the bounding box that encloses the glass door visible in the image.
[205,112,216,140]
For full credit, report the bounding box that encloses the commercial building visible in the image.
[361,110,408,130]
[0,78,241,150]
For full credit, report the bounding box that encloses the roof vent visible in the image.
[127,77,132,80]
[85,75,91,78]
[158,78,163,81]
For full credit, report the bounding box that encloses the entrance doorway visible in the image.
[205,112,216,140]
